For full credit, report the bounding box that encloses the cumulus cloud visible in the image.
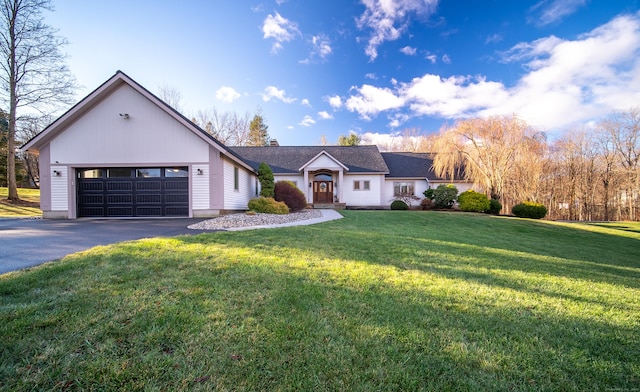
[529,0,586,26]
[215,86,241,103]
[357,0,439,61]
[301,98,311,107]
[344,12,640,130]
[400,46,417,55]
[261,86,297,103]
[263,12,300,53]
[327,95,343,109]
[318,111,333,120]
[299,115,316,126]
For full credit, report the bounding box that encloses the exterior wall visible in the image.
[192,164,210,211]
[384,179,475,207]
[223,158,256,211]
[342,174,385,206]
[49,84,209,165]
[274,175,304,189]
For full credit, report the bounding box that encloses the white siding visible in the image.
[49,84,209,165]
[192,164,210,210]
[50,166,68,211]
[384,179,475,206]
[223,160,255,210]
[342,174,384,206]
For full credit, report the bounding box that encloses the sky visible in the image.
[45,0,640,146]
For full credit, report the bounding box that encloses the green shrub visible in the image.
[433,184,458,209]
[390,200,409,210]
[420,198,435,210]
[248,197,289,214]
[423,188,435,200]
[274,181,307,212]
[512,201,548,219]
[457,190,490,212]
[488,198,502,215]
[257,162,275,198]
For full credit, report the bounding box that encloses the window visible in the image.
[107,168,133,178]
[353,181,360,190]
[234,167,239,190]
[394,182,414,196]
[137,168,161,177]
[165,167,188,177]
[354,180,370,191]
[77,169,103,178]
[363,180,370,190]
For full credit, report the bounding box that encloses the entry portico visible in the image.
[300,150,348,204]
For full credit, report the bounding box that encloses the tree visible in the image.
[432,115,544,213]
[157,84,182,112]
[0,0,76,200]
[337,131,360,146]
[257,162,274,197]
[247,113,269,146]
[192,108,251,146]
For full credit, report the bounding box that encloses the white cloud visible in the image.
[485,33,503,44]
[365,73,377,80]
[327,95,343,109]
[215,86,241,103]
[400,46,417,55]
[357,0,439,61]
[261,86,297,103]
[529,0,586,26]
[318,111,333,120]
[301,98,311,107]
[441,54,451,64]
[312,34,332,58]
[299,115,316,126]
[425,53,437,63]
[344,13,640,131]
[262,12,300,53]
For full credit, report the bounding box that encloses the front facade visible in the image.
[22,71,471,219]
[22,71,256,219]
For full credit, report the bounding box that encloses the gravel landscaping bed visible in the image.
[188,209,323,230]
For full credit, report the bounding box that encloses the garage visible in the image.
[77,167,189,217]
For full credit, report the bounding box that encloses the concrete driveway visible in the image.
[0,218,206,275]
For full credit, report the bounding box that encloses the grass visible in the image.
[0,187,41,217]
[1,211,638,391]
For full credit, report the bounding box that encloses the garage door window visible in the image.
[137,168,161,177]
[165,168,188,177]
[108,168,133,177]
[78,169,103,178]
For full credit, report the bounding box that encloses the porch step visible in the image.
[311,203,346,210]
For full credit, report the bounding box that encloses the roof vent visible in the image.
[270,139,280,146]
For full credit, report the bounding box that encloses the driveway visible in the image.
[0,218,206,275]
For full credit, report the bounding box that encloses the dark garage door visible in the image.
[77,167,189,217]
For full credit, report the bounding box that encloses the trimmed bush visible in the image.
[257,162,275,198]
[457,190,490,212]
[433,184,458,209]
[423,188,435,200]
[390,200,409,210]
[274,181,307,212]
[420,198,435,210]
[488,198,502,215]
[512,201,548,219]
[248,197,289,214]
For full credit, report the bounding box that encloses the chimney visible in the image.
[270,139,280,146]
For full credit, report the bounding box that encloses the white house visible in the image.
[22,71,471,219]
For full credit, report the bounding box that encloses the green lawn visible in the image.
[0,187,41,217]
[1,211,638,391]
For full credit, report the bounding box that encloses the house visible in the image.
[22,71,471,219]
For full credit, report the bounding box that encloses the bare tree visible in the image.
[432,115,544,212]
[157,84,182,112]
[0,0,76,200]
[192,108,252,146]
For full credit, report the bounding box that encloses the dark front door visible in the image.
[313,181,333,203]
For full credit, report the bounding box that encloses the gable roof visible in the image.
[21,70,254,172]
[381,152,466,181]
[299,150,350,172]
[230,145,389,174]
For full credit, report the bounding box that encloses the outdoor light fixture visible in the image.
[309,182,312,188]
[53,170,61,176]
[119,113,130,119]
[197,168,203,175]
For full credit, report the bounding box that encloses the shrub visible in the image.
[390,200,409,210]
[423,188,435,200]
[274,181,307,212]
[512,201,548,219]
[433,184,458,209]
[488,198,502,215]
[420,198,435,210]
[457,190,490,212]
[257,162,275,198]
[248,197,289,214]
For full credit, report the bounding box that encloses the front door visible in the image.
[313,181,333,203]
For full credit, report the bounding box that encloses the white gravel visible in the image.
[188,209,333,231]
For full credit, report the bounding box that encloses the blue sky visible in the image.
[47,0,640,146]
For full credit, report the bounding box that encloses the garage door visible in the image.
[77,167,189,217]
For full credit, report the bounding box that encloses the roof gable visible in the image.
[299,150,349,171]
[21,71,254,171]
[230,145,389,174]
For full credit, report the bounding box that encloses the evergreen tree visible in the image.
[337,132,361,146]
[247,114,270,146]
[257,162,275,197]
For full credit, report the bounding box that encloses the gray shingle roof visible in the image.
[230,145,389,174]
[381,152,466,181]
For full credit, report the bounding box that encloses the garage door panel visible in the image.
[77,167,189,217]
